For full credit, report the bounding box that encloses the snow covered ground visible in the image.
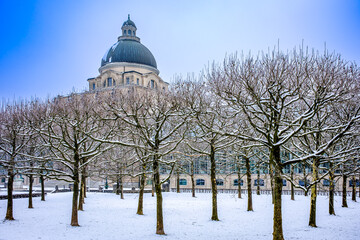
[0,192,359,240]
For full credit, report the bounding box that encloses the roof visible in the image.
[101,39,157,69]
[122,15,136,29]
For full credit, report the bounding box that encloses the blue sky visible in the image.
[0,0,359,100]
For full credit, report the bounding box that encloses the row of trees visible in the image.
[1,48,359,240]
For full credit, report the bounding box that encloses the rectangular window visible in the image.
[126,77,130,85]
[196,179,205,186]
[216,179,224,186]
[323,179,330,186]
[233,179,243,186]
[299,179,309,186]
[254,179,264,186]
[137,78,139,85]
[349,179,360,187]
[179,179,187,185]
[107,78,112,87]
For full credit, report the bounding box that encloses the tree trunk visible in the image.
[28,175,33,209]
[116,176,120,195]
[151,176,155,197]
[83,175,87,198]
[329,167,335,215]
[290,165,295,201]
[137,172,145,215]
[79,165,86,211]
[309,158,319,227]
[210,143,219,221]
[352,159,357,202]
[176,171,180,193]
[237,171,242,199]
[269,164,274,204]
[245,156,253,211]
[342,174,348,208]
[78,174,84,211]
[256,167,260,195]
[40,175,45,201]
[191,161,195,198]
[71,163,80,226]
[153,155,165,235]
[272,147,284,240]
[5,172,15,220]
[120,176,124,199]
[351,173,356,202]
[273,167,284,240]
[303,164,308,196]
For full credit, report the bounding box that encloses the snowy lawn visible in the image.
[0,192,359,240]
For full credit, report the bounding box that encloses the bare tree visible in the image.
[208,49,360,240]
[0,102,31,220]
[35,93,110,226]
[95,88,189,235]
[184,80,236,221]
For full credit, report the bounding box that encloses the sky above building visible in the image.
[0,0,359,100]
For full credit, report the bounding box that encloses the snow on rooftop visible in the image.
[1,192,359,240]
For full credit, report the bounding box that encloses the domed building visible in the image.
[87,15,168,92]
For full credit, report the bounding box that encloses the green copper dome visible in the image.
[101,39,157,69]
[101,15,157,69]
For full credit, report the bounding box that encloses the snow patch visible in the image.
[1,192,359,240]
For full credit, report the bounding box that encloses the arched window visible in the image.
[233,179,243,186]
[123,30,126,35]
[179,179,187,185]
[150,79,155,89]
[136,78,139,85]
[92,83,96,90]
[216,179,224,186]
[282,179,287,186]
[126,77,130,85]
[254,179,264,186]
[128,29,131,35]
[107,77,113,87]
[133,31,135,35]
[196,179,205,186]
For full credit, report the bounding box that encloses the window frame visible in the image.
[254,179,265,186]
[196,179,205,186]
[233,179,243,186]
[216,179,224,186]
[107,77,113,87]
[179,179,187,186]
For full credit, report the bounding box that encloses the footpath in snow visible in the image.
[0,192,359,240]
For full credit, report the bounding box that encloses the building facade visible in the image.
[87,15,168,92]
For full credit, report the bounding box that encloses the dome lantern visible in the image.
[118,14,140,42]
[101,15,158,71]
